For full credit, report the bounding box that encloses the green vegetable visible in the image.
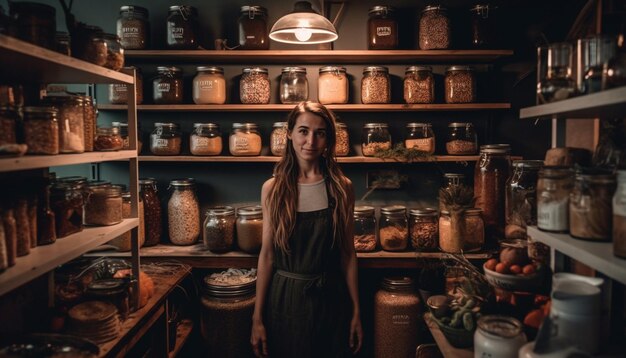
[463,299,476,309]
[462,312,475,331]
[450,310,464,328]
[441,317,451,325]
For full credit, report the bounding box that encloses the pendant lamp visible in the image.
[269,1,338,44]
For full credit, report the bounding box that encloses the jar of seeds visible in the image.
[167,179,200,245]
[405,123,435,154]
[270,122,288,156]
[190,123,222,156]
[445,66,476,103]
[446,122,478,155]
[150,122,181,155]
[23,106,59,155]
[361,66,390,104]
[362,123,391,156]
[404,66,434,104]
[409,208,438,251]
[419,5,451,50]
[353,205,377,252]
[153,66,183,104]
[240,67,270,104]
[335,122,350,156]
[203,206,236,253]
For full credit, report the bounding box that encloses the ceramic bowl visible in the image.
[483,263,542,292]
[426,295,450,319]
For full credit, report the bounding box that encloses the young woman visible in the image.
[251,101,362,357]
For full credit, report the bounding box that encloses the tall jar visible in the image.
[419,5,450,50]
[240,67,270,104]
[238,6,269,50]
[361,66,390,104]
[374,277,421,358]
[613,171,626,258]
[77,95,96,152]
[84,186,123,226]
[117,5,150,50]
[379,205,408,251]
[445,66,476,103]
[318,66,348,105]
[150,122,182,156]
[569,171,616,241]
[404,66,434,104]
[190,123,222,156]
[203,206,236,252]
[537,166,574,233]
[470,5,496,48]
[153,66,183,104]
[167,179,200,245]
[505,160,543,240]
[474,316,527,358]
[229,123,262,156]
[353,205,377,252]
[280,67,308,104]
[102,33,124,71]
[166,5,199,49]
[335,122,350,156]
[108,191,145,251]
[362,123,391,156]
[50,183,84,238]
[0,106,17,145]
[367,6,398,50]
[23,106,59,155]
[405,123,435,154]
[439,209,485,253]
[37,178,57,246]
[409,208,439,251]
[193,66,226,104]
[139,178,162,247]
[42,95,85,154]
[109,66,143,104]
[270,122,288,156]
[446,122,478,155]
[236,205,263,254]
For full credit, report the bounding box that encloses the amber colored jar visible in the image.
[446,122,478,155]
[150,122,182,155]
[167,5,199,49]
[117,5,150,50]
[140,178,162,247]
[379,205,408,251]
[367,6,398,50]
[238,6,269,50]
[570,171,616,241]
[153,66,183,104]
[95,126,124,151]
[236,205,263,254]
[10,1,56,50]
[404,66,435,104]
[470,5,496,48]
[109,66,143,105]
[361,66,390,104]
[50,183,84,238]
[190,123,222,156]
[445,66,477,104]
[203,206,236,252]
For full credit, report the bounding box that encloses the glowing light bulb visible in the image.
[294,28,312,42]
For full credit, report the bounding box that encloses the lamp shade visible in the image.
[269,1,338,44]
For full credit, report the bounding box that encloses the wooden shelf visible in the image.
[0,218,139,297]
[425,313,473,358]
[168,319,193,358]
[137,155,481,163]
[519,86,626,119]
[527,226,626,285]
[0,34,133,84]
[0,150,138,173]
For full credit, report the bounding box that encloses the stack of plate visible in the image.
[67,301,120,344]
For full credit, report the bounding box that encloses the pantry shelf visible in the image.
[137,155,483,163]
[0,150,138,173]
[168,319,194,358]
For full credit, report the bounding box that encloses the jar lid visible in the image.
[273,122,287,128]
[447,66,473,72]
[319,66,346,73]
[354,205,375,216]
[363,123,388,129]
[232,122,259,130]
[539,166,574,178]
[406,122,432,128]
[157,66,182,73]
[87,180,111,188]
[512,160,544,169]
[480,144,511,154]
[240,5,267,15]
[23,106,58,116]
[206,205,236,216]
[363,66,388,74]
[57,176,87,186]
[194,122,220,130]
[336,122,347,128]
[169,5,198,15]
[282,66,306,73]
[443,173,465,179]
[381,277,415,292]
[203,269,257,298]
[120,5,149,16]
[477,315,523,339]
[155,122,179,129]
[409,208,438,217]
[196,66,224,73]
[96,126,120,135]
[139,178,157,186]
[112,121,128,128]
[237,205,263,217]
[368,6,395,14]
[423,5,447,13]
[381,205,406,214]
[448,122,474,128]
[405,66,432,73]
[90,186,122,197]
[169,178,195,187]
[243,67,268,74]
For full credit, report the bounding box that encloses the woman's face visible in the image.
[288,112,328,162]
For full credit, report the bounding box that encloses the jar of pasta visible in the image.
[445,66,476,104]
[153,66,183,104]
[318,66,348,105]
[362,123,391,156]
[229,123,262,156]
[405,123,435,154]
[361,66,390,104]
[193,66,226,104]
[150,122,181,155]
[379,205,408,251]
[190,123,222,156]
[270,122,288,156]
[240,67,270,104]
[404,66,434,104]
[335,122,350,157]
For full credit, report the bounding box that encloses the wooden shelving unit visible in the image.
[0,150,138,173]
[168,319,193,358]
[137,155,482,163]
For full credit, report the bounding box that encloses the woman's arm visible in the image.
[251,178,275,357]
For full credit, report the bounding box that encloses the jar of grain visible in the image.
[361,66,390,104]
[102,33,124,71]
[95,126,124,151]
[353,206,377,252]
[474,316,527,358]
[446,122,478,155]
[238,6,269,50]
[374,277,421,358]
[229,123,262,156]
[405,123,435,154]
[570,171,616,241]
[50,183,84,238]
[537,166,574,233]
[280,67,308,104]
[203,206,236,252]
[153,66,183,104]
[166,5,199,49]
[367,6,398,50]
[379,205,408,251]
[445,66,477,103]
[236,205,263,254]
[419,5,451,50]
[42,95,85,153]
[335,122,350,156]
[150,122,182,155]
[108,191,145,251]
[167,179,200,245]
[613,171,626,258]
[109,66,143,104]
[139,178,162,247]
[117,5,150,50]
[505,160,543,240]
[240,67,270,104]
[193,66,226,104]
[409,208,438,251]
[84,186,123,226]
[201,269,256,357]
[439,209,485,253]
[404,66,434,104]
[77,95,95,152]
[23,107,59,155]
[362,123,391,156]
[270,122,288,156]
[470,5,496,48]
[0,106,17,145]
[318,66,348,105]
[190,123,222,156]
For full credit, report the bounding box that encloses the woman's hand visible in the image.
[251,320,268,357]
[349,312,363,354]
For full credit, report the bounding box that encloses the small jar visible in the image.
[405,123,435,154]
[150,122,182,155]
[419,5,451,50]
[237,6,269,50]
[353,206,377,252]
[94,126,124,151]
[569,172,616,241]
[0,106,18,145]
[240,67,270,104]
[270,122,288,156]
[613,171,626,258]
[50,183,84,238]
[81,32,108,66]
[55,31,71,56]
[361,66,390,104]
[404,66,434,104]
[474,144,511,241]
[445,66,477,104]
[367,6,398,50]
[362,123,391,156]
[229,123,262,156]
[42,95,85,153]
[113,121,128,150]
[166,5,199,49]
[470,5,496,48]
[193,66,226,104]
[87,279,130,321]
[168,179,200,245]
[84,186,123,226]
[318,66,348,105]
[446,122,478,155]
[505,160,543,240]
[117,5,150,50]
[280,67,309,104]
[153,66,183,104]
[203,206,236,253]
[139,178,162,247]
[379,205,408,251]
[439,209,485,253]
[409,208,439,251]
[236,205,263,254]
[335,122,350,157]
[537,166,574,233]
[190,123,222,156]
[474,316,527,358]
[109,66,143,104]
[10,1,56,49]
[102,33,124,71]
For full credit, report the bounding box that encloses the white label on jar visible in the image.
[194,137,209,149]
[154,139,169,148]
[405,138,433,152]
[113,84,128,92]
[392,314,410,326]
[122,27,141,38]
[157,83,171,92]
[171,27,184,39]
[198,80,214,91]
[377,26,392,36]
[233,136,250,151]
[537,199,568,231]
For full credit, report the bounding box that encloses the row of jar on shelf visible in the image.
[109,64,478,106]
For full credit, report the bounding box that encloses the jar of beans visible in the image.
[280,67,308,104]
[405,123,435,154]
[404,66,434,104]
[367,6,398,50]
[446,122,478,155]
[150,122,181,155]
[190,123,222,156]
[361,66,390,104]
[240,67,270,104]
[203,206,236,252]
[318,66,348,105]
[379,205,408,251]
[109,66,143,104]
[153,66,183,104]
[362,123,391,156]
[270,122,288,156]
[139,178,162,247]
[445,66,476,103]
[335,122,350,156]
[419,5,451,50]
[353,205,377,252]
[409,208,439,251]
[117,5,150,50]
[167,179,200,246]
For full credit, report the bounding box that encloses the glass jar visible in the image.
[168,179,200,245]
[87,279,130,321]
[166,5,199,49]
[505,160,543,240]
[335,122,350,157]
[150,122,182,156]
[603,34,626,89]
[190,123,222,156]
[113,121,128,150]
[419,5,450,50]
[240,67,270,104]
[55,31,71,56]
[374,277,421,358]
[353,206,377,252]
[280,67,308,104]
[203,206,236,252]
[439,209,485,253]
[538,42,575,103]
[109,66,143,104]
[229,123,262,156]
[379,205,408,251]
[318,66,348,105]
[537,166,574,233]
[439,173,467,211]
[0,106,18,145]
[37,178,57,246]
[474,316,526,358]
[108,191,145,251]
[361,66,390,104]
[42,95,85,153]
[84,186,123,226]
[77,95,95,152]
[445,66,477,104]
[9,1,56,49]
[102,33,124,71]
[236,205,263,254]
[238,6,269,50]
[367,6,398,50]
[362,123,391,157]
[404,66,435,104]
[117,5,150,50]
[446,122,478,155]
[139,178,162,246]
[613,171,626,258]
[193,66,226,104]
[270,122,288,156]
[570,172,616,241]
[405,123,435,154]
[470,5,496,48]
[50,183,84,238]
[409,208,439,251]
[153,66,183,104]
[94,126,124,151]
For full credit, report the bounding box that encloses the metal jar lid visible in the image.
[409,208,438,217]
[240,5,268,16]
[206,205,236,216]
[237,205,263,218]
[381,205,406,215]
[242,67,268,74]
[168,5,198,16]
[405,66,432,73]
[139,178,157,186]
[120,5,149,16]
[319,66,346,74]
[203,269,257,298]
[169,178,195,187]
[448,122,474,128]
[196,66,224,74]
[368,6,395,15]
[232,122,259,130]
[406,122,432,128]
[155,122,179,129]
[157,66,182,74]
[273,122,287,128]
[381,276,416,292]
[354,205,375,217]
[363,66,389,74]
[281,66,306,73]
[194,122,220,130]
[446,66,473,72]
[363,123,389,129]
[444,173,465,180]
[480,144,511,154]
[423,5,447,13]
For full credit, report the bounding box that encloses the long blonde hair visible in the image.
[266,101,351,253]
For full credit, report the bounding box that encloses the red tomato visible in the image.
[510,265,522,274]
[495,262,510,274]
[485,258,498,271]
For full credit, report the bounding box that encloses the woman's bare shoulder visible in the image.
[261,177,276,195]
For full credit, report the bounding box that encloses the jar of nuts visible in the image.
[109,66,143,104]
[190,123,222,156]
[353,205,377,252]
[95,126,124,151]
[318,66,348,105]
[230,123,262,156]
[409,208,439,251]
[240,67,270,104]
[150,122,182,155]
[335,122,350,156]
[446,122,478,155]
[445,66,476,103]
[84,186,123,226]
[405,123,435,154]
[203,206,236,253]
[361,66,390,104]
[404,66,434,104]
[362,123,391,157]
[280,67,309,104]
[270,122,287,156]
[167,179,200,245]
[419,5,451,50]
[102,33,124,71]
[153,66,183,104]
[379,205,408,251]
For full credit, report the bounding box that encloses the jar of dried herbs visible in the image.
[203,206,235,253]
[569,171,616,241]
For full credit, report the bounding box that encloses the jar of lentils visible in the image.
[379,205,408,251]
[23,106,59,155]
[404,66,434,104]
[193,66,226,104]
[230,123,262,156]
[335,122,350,156]
[190,123,222,156]
[446,122,478,155]
[445,66,476,103]
[117,5,150,49]
[150,122,182,155]
[318,66,348,105]
[203,206,236,252]
[280,67,308,104]
[167,179,200,245]
[270,122,288,156]
[240,67,270,104]
[353,206,377,252]
[153,66,183,104]
[362,123,391,156]
[409,208,439,251]
[361,66,390,104]
[405,123,435,154]
[419,5,451,50]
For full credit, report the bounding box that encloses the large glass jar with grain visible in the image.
[240,67,270,104]
[203,206,236,253]
[362,123,391,157]
[190,123,222,156]
[153,66,183,104]
[439,208,485,253]
[229,123,262,156]
[404,66,434,104]
[42,95,85,153]
[167,179,200,245]
[379,205,408,251]
[318,66,348,105]
[354,206,377,252]
[405,123,435,154]
[139,178,162,246]
[237,6,269,50]
[367,6,398,50]
[150,122,181,155]
[537,166,574,233]
[236,205,263,254]
[335,122,350,156]
[280,67,308,104]
[109,66,143,104]
[361,66,390,104]
[445,66,476,103]
[569,171,616,241]
[193,66,226,104]
[117,5,150,49]
[419,5,450,50]
[270,122,287,156]
[409,208,438,251]
[23,106,59,155]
